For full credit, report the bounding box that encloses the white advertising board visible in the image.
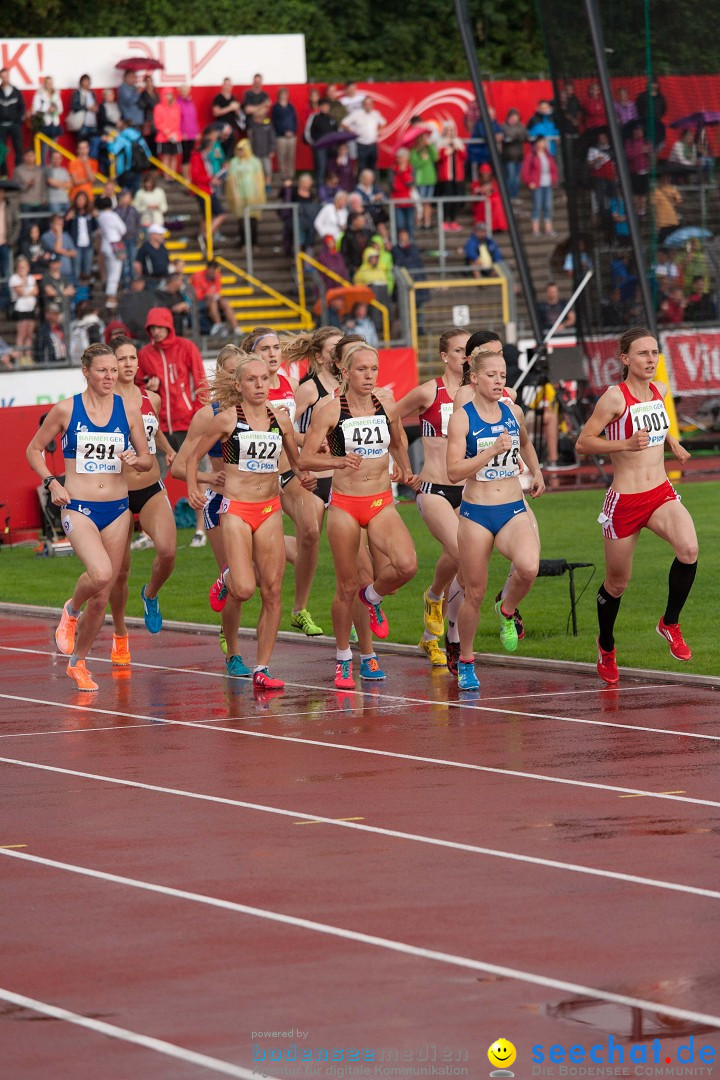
[0,362,217,408]
[0,35,307,90]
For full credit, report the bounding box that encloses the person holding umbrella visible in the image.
[309,99,338,186]
[117,70,144,130]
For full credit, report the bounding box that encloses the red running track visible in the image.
[1,612,720,1079]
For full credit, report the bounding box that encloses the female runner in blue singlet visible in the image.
[26,343,152,691]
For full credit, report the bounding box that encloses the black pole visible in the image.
[583,0,658,338]
[454,0,543,343]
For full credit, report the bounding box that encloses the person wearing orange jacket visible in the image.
[136,306,209,546]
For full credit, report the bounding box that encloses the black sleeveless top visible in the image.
[327,393,390,458]
[222,403,283,467]
[297,372,330,435]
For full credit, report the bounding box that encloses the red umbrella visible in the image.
[115,57,164,72]
[395,124,431,151]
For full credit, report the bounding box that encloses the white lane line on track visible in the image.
[1,692,719,810]
[2,754,719,902]
[1,645,718,744]
[0,986,276,1079]
[3,848,720,1031]
[0,723,157,740]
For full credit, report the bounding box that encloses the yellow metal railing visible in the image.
[147,155,213,260]
[296,251,391,344]
[33,133,109,185]
[215,254,313,329]
[409,275,509,354]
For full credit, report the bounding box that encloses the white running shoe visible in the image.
[189,531,207,549]
[130,532,154,551]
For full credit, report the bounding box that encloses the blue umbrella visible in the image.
[670,111,720,129]
[662,226,713,247]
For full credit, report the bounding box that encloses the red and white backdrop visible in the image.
[586,330,720,405]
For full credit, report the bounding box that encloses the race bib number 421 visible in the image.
[342,416,390,457]
[75,432,125,473]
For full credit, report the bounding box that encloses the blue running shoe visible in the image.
[141,585,162,634]
[225,655,252,678]
[457,660,480,691]
[360,654,386,680]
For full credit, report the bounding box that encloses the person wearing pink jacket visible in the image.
[521,135,558,237]
[178,85,200,180]
[153,90,182,172]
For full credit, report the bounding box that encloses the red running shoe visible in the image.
[445,637,460,678]
[358,586,389,639]
[596,638,619,684]
[334,659,355,689]
[656,618,692,661]
[209,566,229,612]
[253,667,285,689]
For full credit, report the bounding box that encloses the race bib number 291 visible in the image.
[75,432,124,474]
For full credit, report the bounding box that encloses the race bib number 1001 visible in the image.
[75,432,125,474]
[629,399,670,446]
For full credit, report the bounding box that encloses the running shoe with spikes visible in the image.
[225,655,252,678]
[360,654,386,680]
[190,531,207,549]
[445,637,460,678]
[656,618,692,661]
[219,628,228,655]
[67,659,98,692]
[334,659,355,689]
[494,600,519,653]
[457,659,480,691]
[290,608,324,637]
[358,586,389,639]
[596,638,619,684]
[495,590,525,640]
[111,634,131,666]
[253,667,285,690]
[209,566,229,612]
[418,637,447,667]
[349,624,359,645]
[141,584,162,634]
[422,589,445,637]
[130,532,154,551]
[55,600,78,655]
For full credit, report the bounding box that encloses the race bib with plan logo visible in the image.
[75,432,125,474]
[144,414,159,455]
[440,402,454,437]
[236,430,282,472]
[474,433,520,482]
[341,415,390,457]
[629,398,670,446]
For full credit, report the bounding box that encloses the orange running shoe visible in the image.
[67,659,98,692]
[596,638,619,684]
[55,601,78,655]
[111,634,131,666]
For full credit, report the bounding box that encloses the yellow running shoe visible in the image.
[111,634,131,666]
[55,600,78,655]
[67,659,98,692]
[423,589,445,637]
[418,637,447,667]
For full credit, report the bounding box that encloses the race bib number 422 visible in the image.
[75,432,125,473]
[236,430,282,472]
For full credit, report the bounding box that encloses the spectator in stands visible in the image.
[613,87,638,138]
[678,238,710,297]
[21,222,50,275]
[435,120,466,229]
[310,98,338,186]
[325,85,348,127]
[468,106,503,177]
[68,74,98,146]
[117,71,144,130]
[97,88,121,138]
[410,131,438,231]
[563,239,593,278]
[554,81,582,141]
[314,190,348,243]
[653,172,682,244]
[624,123,650,217]
[65,191,97,281]
[45,150,72,216]
[139,75,160,150]
[586,132,616,238]
[280,172,319,255]
[116,188,141,287]
[9,255,38,352]
[154,271,192,336]
[41,214,77,279]
[537,281,575,334]
[316,233,348,288]
[34,301,67,364]
[390,148,416,240]
[581,80,607,140]
[392,225,424,278]
[343,300,378,347]
[527,100,559,156]
[341,82,365,115]
[227,138,266,249]
[272,88,298,181]
[342,96,386,177]
[302,88,321,151]
[353,243,387,290]
[668,129,698,180]
[104,120,151,195]
[133,171,168,228]
[136,223,169,283]
[609,253,637,305]
[522,135,558,238]
[213,79,244,152]
[684,275,717,321]
[153,90,181,173]
[472,164,508,232]
[41,254,75,306]
[248,102,276,186]
[0,187,19,299]
[95,195,127,304]
[190,133,228,250]
[68,139,98,204]
[355,168,383,206]
[340,210,373,277]
[178,85,199,181]
[332,145,356,195]
[118,275,154,339]
[654,248,679,294]
[465,222,503,278]
[659,285,685,325]
[501,109,527,201]
[242,74,270,132]
[15,148,48,234]
[0,68,25,178]
[192,259,236,337]
[32,76,63,148]
[609,193,630,243]
[635,80,666,150]
[69,299,105,362]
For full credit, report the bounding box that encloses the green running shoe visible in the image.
[290,608,324,636]
[219,628,228,655]
[349,624,358,645]
[495,600,519,653]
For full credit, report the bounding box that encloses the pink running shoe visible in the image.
[358,586,389,639]
[209,566,229,612]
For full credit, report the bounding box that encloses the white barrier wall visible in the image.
[0,362,217,408]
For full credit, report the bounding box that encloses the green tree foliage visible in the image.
[0,0,547,80]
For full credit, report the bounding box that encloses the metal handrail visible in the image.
[33,133,109,185]
[296,251,391,343]
[146,155,214,260]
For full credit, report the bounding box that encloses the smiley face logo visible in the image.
[488,1039,517,1072]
